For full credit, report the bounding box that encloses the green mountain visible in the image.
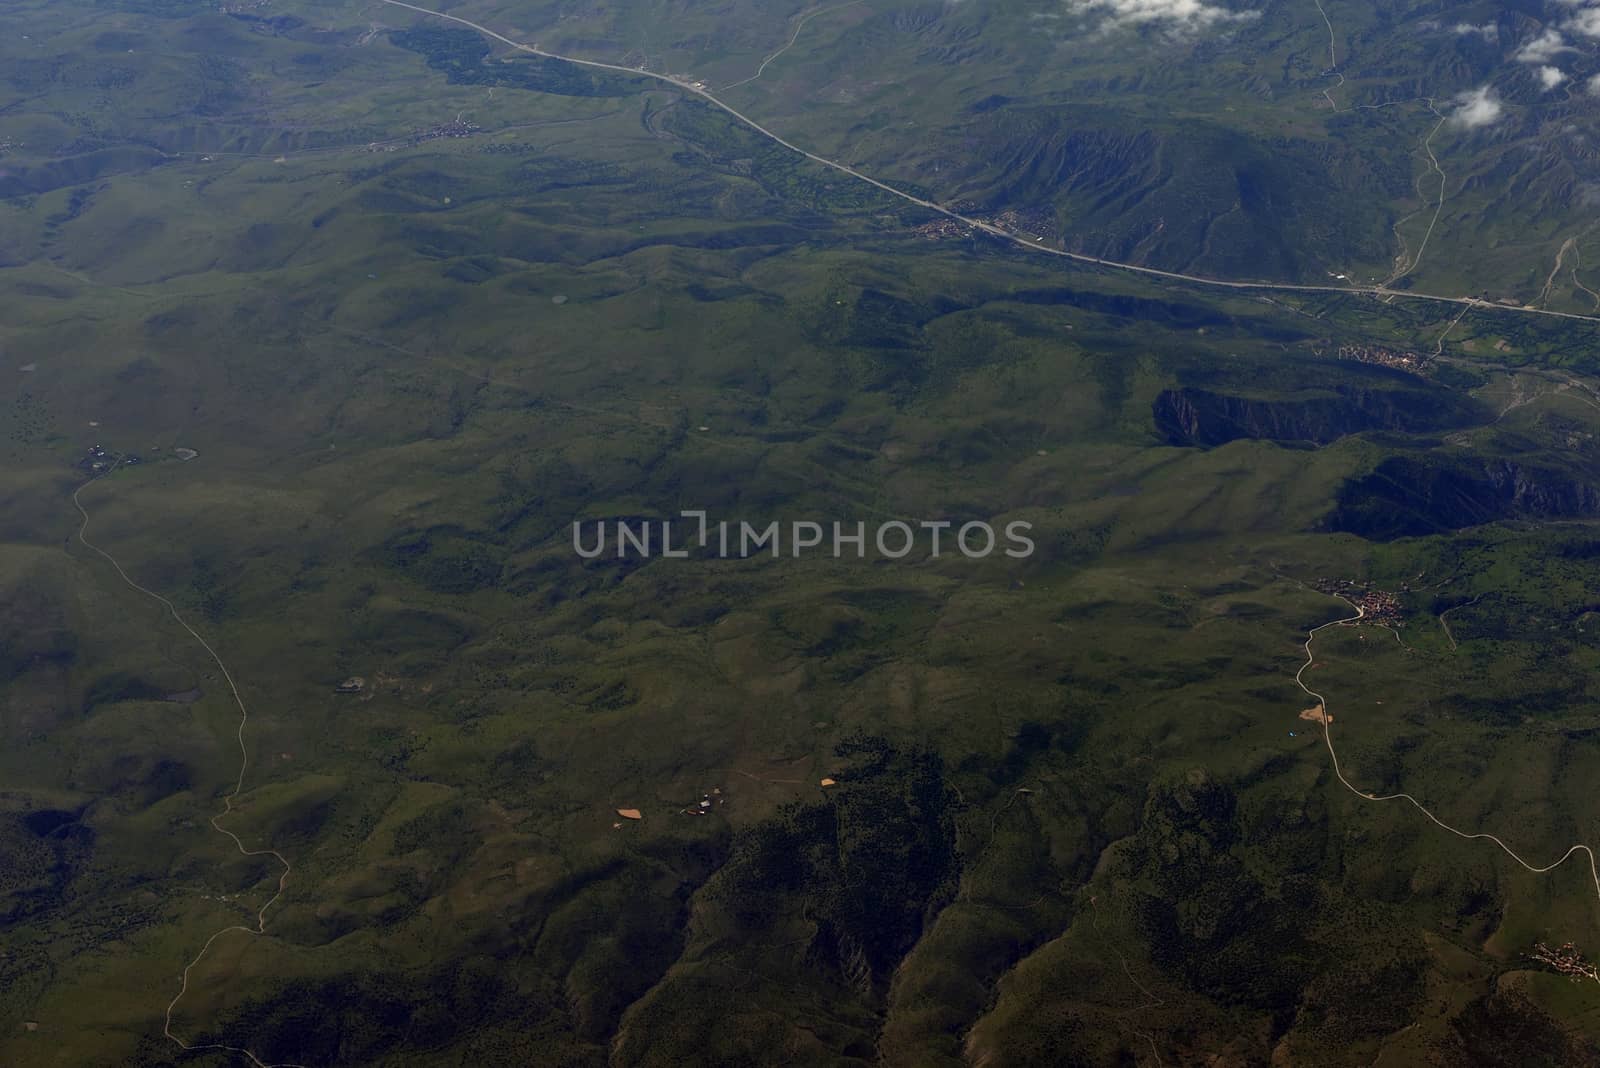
[4,1,1600,1064]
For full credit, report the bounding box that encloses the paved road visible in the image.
[380,0,1600,328]
[1295,596,1600,911]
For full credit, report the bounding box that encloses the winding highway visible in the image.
[380,0,1600,328]
[72,468,303,1068]
[1294,596,1600,916]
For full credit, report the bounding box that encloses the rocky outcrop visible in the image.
[1153,385,1477,447]
[1328,455,1600,540]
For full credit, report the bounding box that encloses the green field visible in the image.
[5,1,1600,1064]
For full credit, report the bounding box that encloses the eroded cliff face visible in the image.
[1148,376,1596,540]
[1152,385,1478,448]
[1327,455,1600,540]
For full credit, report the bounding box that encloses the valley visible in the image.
[4,0,1600,1063]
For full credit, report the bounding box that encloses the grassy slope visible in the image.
[2,2,1600,1065]
[387,0,1600,305]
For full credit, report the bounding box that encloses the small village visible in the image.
[410,116,481,145]
[913,217,972,241]
[364,116,483,155]
[1313,578,1405,626]
[1330,342,1427,373]
[988,206,1057,244]
[910,202,1058,245]
[1533,942,1600,982]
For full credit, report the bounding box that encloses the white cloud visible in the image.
[1513,28,1574,61]
[1064,0,1258,32]
[1451,22,1496,41]
[1568,6,1600,38]
[1537,64,1568,89]
[1448,86,1504,128]
[1588,72,1600,95]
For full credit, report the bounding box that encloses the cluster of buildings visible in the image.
[914,218,971,241]
[79,444,141,472]
[911,202,1057,245]
[363,118,483,156]
[679,787,724,817]
[412,117,482,145]
[1314,578,1405,626]
[1331,343,1426,372]
[987,207,1055,243]
[1532,942,1600,982]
